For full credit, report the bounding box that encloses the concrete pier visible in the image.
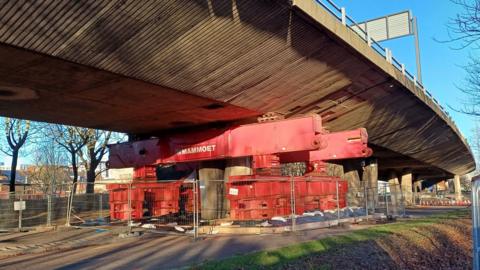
[388,171,401,216]
[223,157,252,213]
[401,170,413,205]
[199,161,225,220]
[343,161,362,207]
[362,159,378,212]
[413,180,423,204]
[454,175,462,201]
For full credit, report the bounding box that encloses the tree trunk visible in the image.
[9,148,19,193]
[86,167,96,194]
[71,151,78,194]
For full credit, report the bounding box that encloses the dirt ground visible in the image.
[279,216,472,269]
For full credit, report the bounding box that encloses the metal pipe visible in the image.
[413,16,422,83]
[472,179,480,270]
[290,176,296,232]
[18,194,23,231]
[336,178,340,220]
[128,183,132,234]
[47,194,52,226]
[384,182,389,216]
[364,184,368,220]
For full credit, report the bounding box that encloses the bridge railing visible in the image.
[313,0,464,142]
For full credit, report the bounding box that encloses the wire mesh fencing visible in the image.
[91,177,373,237]
[194,177,372,235]
[374,182,406,217]
[64,182,110,227]
[105,180,197,235]
[0,182,110,230]
[0,178,409,236]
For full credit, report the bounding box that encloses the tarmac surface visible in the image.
[0,207,468,270]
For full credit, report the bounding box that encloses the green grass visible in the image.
[195,210,470,270]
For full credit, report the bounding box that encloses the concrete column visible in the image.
[454,175,462,201]
[362,159,378,212]
[413,180,423,205]
[326,162,344,178]
[437,180,447,193]
[388,171,400,216]
[401,170,413,206]
[223,157,252,213]
[199,161,225,220]
[224,158,252,179]
[343,160,362,207]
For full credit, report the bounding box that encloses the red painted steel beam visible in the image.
[279,128,372,162]
[108,115,372,168]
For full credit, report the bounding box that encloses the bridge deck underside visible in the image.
[0,0,474,177]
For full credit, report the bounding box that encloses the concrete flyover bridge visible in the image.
[0,0,474,204]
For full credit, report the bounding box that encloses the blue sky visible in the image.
[335,0,478,142]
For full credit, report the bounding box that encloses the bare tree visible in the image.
[1,118,31,192]
[447,0,480,114]
[28,137,70,195]
[45,125,90,193]
[79,129,112,194]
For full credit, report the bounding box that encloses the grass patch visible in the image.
[194,209,470,270]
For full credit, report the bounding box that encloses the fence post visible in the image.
[400,184,406,217]
[47,193,52,226]
[364,183,368,221]
[384,183,389,216]
[193,179,199,240]
[336,178,340,221]
[18,192,23,231]
[65,189,70,227]
[290,177,296,232]
[127,182,132,234]
[366,31,372,46]
[99,193,103,219]
[65,182,75,227]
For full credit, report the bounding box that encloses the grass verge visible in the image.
[194,209,470,270]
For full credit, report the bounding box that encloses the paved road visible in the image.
[0,207,467,269]
[0,225,372,270]
[405,206,469,217]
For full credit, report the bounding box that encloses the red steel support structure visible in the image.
[107,115,372,220]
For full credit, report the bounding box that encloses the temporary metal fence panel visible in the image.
[195,177,369,236]
[375,182,405,217]
[1,178,388,237]
[0,182,111,230]
[65,182,110,227]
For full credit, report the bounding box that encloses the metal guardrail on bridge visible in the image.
[313,0,466,143]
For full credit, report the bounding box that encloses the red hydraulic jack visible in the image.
[106,115,372,220]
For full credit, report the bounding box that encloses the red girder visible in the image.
[108,115,372,168]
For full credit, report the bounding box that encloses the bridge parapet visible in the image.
[295,0,468,149]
